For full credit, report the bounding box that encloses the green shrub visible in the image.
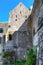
[25,49,37,65]
[3,51,10,57]
[3,49,37,65]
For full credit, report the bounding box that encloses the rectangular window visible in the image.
[0,28,3,33]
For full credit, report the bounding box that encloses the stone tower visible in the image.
[9,2,32,31]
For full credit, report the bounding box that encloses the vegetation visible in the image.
[3,51,10,57]
[3,51,15,65]
[13,61,26,65]
[24,49,37,65]
[3,49,37,65]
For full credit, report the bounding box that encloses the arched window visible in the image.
[8,34,12,40]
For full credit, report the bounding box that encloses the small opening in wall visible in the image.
[3,35,6,43]
[9,34,12,40]
[20,4,22,6]
[8,25,11,28]
[15,19,17,21]
[20,11,21,14]
[16,15,17,17]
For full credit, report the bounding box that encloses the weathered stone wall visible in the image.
[0,23,8,65]
[31,0,43,65]
[6,2,32,61]
[31,0,43,47]
[13,31,32,48]
[12,30,32,60]
[31,0,42,33]
[36,4,43,65]
[36,27,43,65]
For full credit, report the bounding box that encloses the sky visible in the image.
[0,0,34,22]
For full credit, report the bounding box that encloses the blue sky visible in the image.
[0,0,34,22]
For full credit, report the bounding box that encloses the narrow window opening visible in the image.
[20,11,21,14]
[3,35,6,43]
[16,15,17,17]
[8,25,11,28]
[9,34,12,40]
[15,19,17,21]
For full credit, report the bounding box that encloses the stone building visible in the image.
[29,0,43,65]
[3,2,33,61]
[4,0,43,64]
[0,0,43,65]
[0,22,8,65]
[0,0,43,64]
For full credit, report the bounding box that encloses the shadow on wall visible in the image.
[4,16,32,61]
[12,17,32,49]
[12,17,32,60]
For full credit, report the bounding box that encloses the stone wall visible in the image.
[0,23,8,65]
[12,30,32,60]
[5,2,33,61]
[9,2,31,31]
[36,4,43,65]
[31,0,43,65]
